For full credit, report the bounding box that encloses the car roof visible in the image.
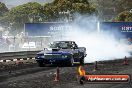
[53,41,74,42]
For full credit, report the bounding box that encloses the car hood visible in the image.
[37,48,78,55]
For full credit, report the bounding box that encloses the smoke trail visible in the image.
[62,15,131,63]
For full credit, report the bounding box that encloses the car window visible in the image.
[49,41,78,49]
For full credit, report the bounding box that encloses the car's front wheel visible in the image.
[37,61,45,67]
[68,58,74,66]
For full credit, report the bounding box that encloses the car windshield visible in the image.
[49,41,78,49]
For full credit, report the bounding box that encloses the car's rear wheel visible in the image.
[37,61,45,67]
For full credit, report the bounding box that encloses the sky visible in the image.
[0,0,53,8]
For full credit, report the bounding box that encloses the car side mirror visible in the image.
[72,46,78,50]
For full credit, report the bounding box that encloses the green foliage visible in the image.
[115,11,132,22]
[1,0,97,32]
[7,2,43,27]
[53,0,89,4]
[0,2,9,28]
[115,0,132,13]
[4,2,44,27]
[0,2,8,17]
[96,0,132,21]
[43,0,97,21]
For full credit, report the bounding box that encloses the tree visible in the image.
[0,2,9,30]
[4,2,44,33]
[1,0,97,33]
[114,11,132,22]
[43,0,97,21]
[0,2,8,17]
[114,0,132,13]
[95,0,132,21]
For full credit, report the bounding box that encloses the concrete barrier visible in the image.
[0,50,41,62]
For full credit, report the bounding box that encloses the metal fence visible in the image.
[0,36,51,52]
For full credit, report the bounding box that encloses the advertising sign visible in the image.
[100,22,132,38]
[25,23,71,36]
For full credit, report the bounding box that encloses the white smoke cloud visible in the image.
[62,15,131,63]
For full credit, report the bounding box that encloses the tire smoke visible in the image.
[62,16,131,63]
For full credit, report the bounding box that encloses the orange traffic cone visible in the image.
[123,56,128,65]
[16,60,23,65]
[54,67,59,82]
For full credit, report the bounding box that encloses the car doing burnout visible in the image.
[35,41,87,67]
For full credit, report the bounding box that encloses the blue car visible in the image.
[35,41,87,67]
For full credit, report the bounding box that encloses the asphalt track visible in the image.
[0,58,132,88]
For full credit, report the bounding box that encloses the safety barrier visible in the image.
[0,50,41,62]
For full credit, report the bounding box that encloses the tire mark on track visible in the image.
[0,66,55,83]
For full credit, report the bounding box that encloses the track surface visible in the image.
[0,59,132,88]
